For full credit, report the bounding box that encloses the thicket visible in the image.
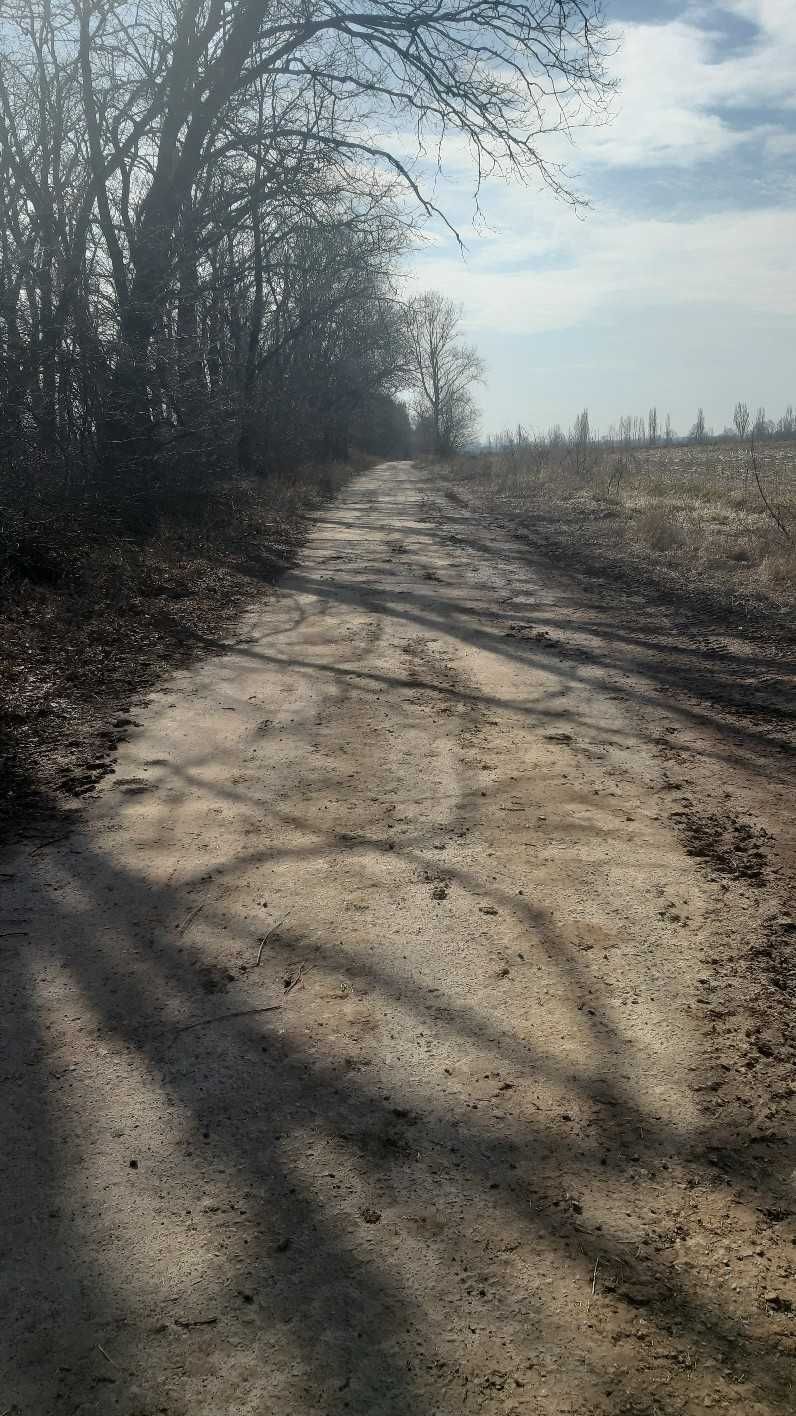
[0,24,416,568]
[0,0,610,576]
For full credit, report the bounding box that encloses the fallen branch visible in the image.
[256,912,291,966]
[30,833,71,855]
[587,1257,600,1313]
[171,1004,281,1042]
[284,962,315,995]
[176,901,205,937]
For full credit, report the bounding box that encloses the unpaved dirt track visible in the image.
[2,460,794,1415]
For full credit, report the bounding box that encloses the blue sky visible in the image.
[407,0,796,438]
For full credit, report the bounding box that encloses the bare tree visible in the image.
[753,406,770,439]
[664,413,674,443]
[691,407,706,442]
[648,407,658,446]
[64,0,610,469]
[405,292,484,456]
[570,407,592,476]
[573,409,591,446]
[733,401,750,440]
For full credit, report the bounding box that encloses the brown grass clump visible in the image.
[757,546,796,595]
[635,506,687,553]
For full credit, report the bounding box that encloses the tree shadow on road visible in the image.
[2,464,794,1413]
[2,772,794,1413]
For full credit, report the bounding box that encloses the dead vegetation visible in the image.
[0,460,360,835]
[455,438,796,608]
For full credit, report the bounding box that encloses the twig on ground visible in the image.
[165,859,183,888]
[97,1344,121,1368]
[587,1258,600,1312]
[30,833,71,855]
[176,901,205,937]
[284,963,315,995]
[171,1004,281,1043]
[256,912,291,966]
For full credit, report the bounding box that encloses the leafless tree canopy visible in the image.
[0,1,611,519]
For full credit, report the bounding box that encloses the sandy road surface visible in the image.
[2,460,794,1414]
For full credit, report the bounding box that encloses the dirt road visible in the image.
[2,460,794,1415]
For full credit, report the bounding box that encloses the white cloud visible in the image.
[403,0,796,343]
[765,131,796,158]
[382,3,795,216]
[401,3,796,434]
[723,0,793,42]
[573,7,796,171]
[413,205,796,336]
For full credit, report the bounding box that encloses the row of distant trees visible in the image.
[687,403,795,444]
[535,403,796,451]
[727,402,795,442]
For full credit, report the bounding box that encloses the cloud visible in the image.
[414,205,796,338]
[723,0,793,43]
[765,132,796,158]
[402,3,796,433]
[380,1,795,227]
[568,6,796,170]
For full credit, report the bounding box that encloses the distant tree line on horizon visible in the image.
[491,401,796,453]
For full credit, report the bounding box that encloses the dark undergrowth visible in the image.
[0,457,366,839]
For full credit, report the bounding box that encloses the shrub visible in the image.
[635,507,687,552]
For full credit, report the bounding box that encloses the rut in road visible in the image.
[2,460,794,1415]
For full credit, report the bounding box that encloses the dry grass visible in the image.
[454,440,796,606]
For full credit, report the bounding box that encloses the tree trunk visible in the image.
[100,216,174,490]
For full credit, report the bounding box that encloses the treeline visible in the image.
[0,2,609,539]
[497,402,796,454]
[604,404,796,447]
[0,8,412,532]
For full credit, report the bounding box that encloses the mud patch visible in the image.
[672,808,773,885]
